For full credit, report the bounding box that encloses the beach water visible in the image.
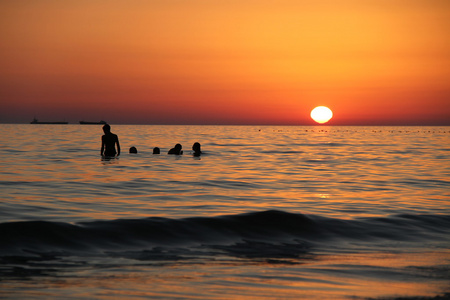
[0,124,449,299]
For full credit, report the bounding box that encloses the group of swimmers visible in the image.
[100,124,202,158]
[129,142,201,156]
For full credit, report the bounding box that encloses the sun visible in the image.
[311,106,333,124]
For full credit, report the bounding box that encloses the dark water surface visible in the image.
[0,125,449,299]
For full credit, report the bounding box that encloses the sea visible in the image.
[0,124,449,299]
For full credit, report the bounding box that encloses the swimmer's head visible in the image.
[129,146,137,154]
[192,142,201,152]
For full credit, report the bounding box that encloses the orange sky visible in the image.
[1,0,449,125]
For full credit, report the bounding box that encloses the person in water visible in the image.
[168,143,183,155]
[100,124,120,157]
[129,146,137,154]
[192,142,202,156]
[153,147,160,154]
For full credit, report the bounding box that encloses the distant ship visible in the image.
[30,118,68,124]
[79,120,107,125]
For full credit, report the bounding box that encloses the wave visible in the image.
[1,210,449,259]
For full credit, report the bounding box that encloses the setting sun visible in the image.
[311,106,333,124]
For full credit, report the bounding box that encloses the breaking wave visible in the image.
[2,210,449,261]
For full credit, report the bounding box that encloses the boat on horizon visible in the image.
[30,118,68,124]
[79,120,107,125]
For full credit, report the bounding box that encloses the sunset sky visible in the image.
[1,0,449,125]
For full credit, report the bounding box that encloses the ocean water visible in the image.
[0,124,449,299]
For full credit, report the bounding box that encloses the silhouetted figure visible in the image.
[100,124,120,157]
[129,146,137,154]
[168,143,183,155]
[153,147,160,154]
[192,142,202,156]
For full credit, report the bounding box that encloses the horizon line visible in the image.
[1,122,450,127]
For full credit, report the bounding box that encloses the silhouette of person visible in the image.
[192,142,202,156]
[129,146,137,154]
[101,124,120,157]
[153,147,160,154]
[168,143,183,155]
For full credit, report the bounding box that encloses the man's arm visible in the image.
[116,136,121,156]
[100,136,105,156]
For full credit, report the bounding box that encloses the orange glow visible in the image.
[0,1,449,124]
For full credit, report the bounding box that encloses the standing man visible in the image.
[100,124,120,157]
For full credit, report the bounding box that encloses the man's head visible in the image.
[103,124,111,134]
